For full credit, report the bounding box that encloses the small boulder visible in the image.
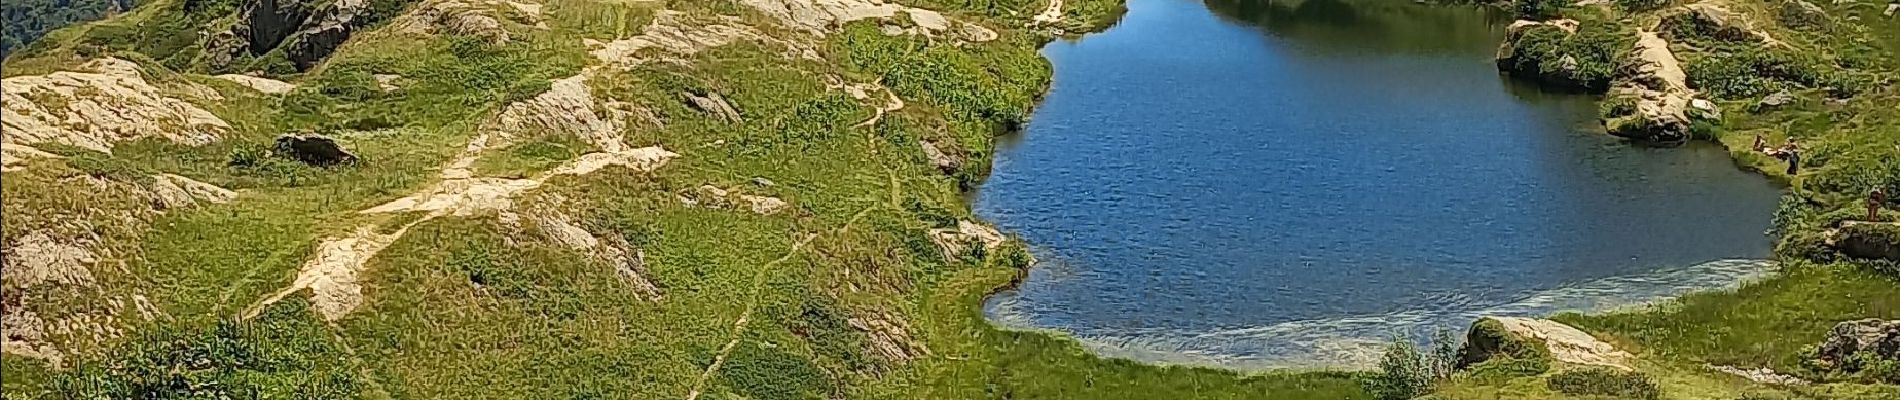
[1779,0,1831,29]
[1758,89,1799,110]
[1812,319,1900,371]
[919,140,961,175]
[928,221,1006,260]
[682,91,742,123]
[274,133,359,166]
[1689,98,1722,121]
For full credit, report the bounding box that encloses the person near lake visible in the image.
[1874,187,1889,222]
[1764,139,1802,175]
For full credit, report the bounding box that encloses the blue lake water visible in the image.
[977,0,1785,369]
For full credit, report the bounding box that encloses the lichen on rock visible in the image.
[2,58,229,153]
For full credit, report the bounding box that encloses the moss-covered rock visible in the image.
[1831,221,1900,262]
[1456,317,1555,370]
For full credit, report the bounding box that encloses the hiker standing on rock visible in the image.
[1781,139,1802,175]
[1873,187,1888,222]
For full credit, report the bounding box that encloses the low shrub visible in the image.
[1366,341,1435,400]
[1499,22,1630,92]
[1599,96,1638,118]
[1615,0,1670,12]
[1515,0,1567,20]
[1547,368,1661,399]
[1687,48,1827,99]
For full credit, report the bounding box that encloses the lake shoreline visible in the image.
[969,0,1799,374]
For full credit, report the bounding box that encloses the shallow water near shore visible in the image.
[977,0,1784,369]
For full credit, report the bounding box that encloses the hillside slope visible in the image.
[0,0,1370,398]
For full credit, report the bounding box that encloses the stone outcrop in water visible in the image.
[1602,30,1704,147]
[1495,19,1603,91]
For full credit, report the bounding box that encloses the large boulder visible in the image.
[1812,319,1900,371]
[211,0,378,72]
[1603,31,1698,147]
[1,58,229,153]
[1829,221,1900,262]
[1459,317,1632,371]
[275,133,359,166]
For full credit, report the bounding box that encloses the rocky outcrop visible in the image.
[683,91,743,123]
[149,174,239,210]
[1665,3,1784,45]
[1778,0,1830,29]
[1828,221,1900,262]
[1811,319,1900,371]
[1603,31,1701,147]
[392,0,516,44]
[213,0,379,72]
[1,58,229,153]
[215,74,297,94]
[680,185,788,215]
[1495,20,1602,91]
[928,221,1006,259]
[738,0,950,35]
[276,133,359,166]
[919,140,961,175]
[1460,317,1632,370]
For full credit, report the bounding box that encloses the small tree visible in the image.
[1366,341,1434,400]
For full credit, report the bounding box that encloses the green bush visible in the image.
[1599,96,1637,118]
[46,299,360,399]
[1547,368,1662,399]
[1365,341,1435,400]
[1615,0,1670,11]
[1498,22,1629,92]
[1364,333,1460,400]
[1687,49,1827,99]
[1514,0,1567,20]
[65,152,157,184]
[1466,357,1552,383]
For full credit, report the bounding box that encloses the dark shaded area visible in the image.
[0,0,134,59]
[1203,0,1510,55]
